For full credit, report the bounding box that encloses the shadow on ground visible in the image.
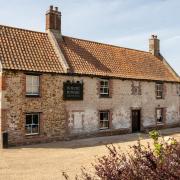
[7,127,180,150]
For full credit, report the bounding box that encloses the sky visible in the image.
[0,0,180,75]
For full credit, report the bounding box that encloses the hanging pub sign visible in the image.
[63,81,83,100]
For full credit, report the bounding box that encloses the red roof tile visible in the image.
[0,25,64,73]
[59,36,180,82]
[0,25,179,82]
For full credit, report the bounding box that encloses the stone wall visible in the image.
[1,70,67,146]
[0,69,2,147]
[1,70,180,146]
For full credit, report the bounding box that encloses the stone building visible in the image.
[0,6,180,147]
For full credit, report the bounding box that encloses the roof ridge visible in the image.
[0,24,47,35]
[0,24,151,55]
[62,35,150,54]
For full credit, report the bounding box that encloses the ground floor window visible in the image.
[156,108,164,123]
[99,111,109,130]
[25,113,40,135]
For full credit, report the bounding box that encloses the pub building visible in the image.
[0,6,180,147]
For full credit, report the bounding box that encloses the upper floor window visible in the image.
[100,79,109,97]
[131,81,141,95]
[26,75,40,96]
[156,82,163,99]
[177,84,180,96]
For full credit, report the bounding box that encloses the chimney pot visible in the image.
[46,6,61,34]
[151,35,158,39]
[149,34,160,57]
[50,5,53,10]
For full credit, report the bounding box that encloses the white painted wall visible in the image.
[65,76,180,135]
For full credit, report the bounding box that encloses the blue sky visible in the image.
[0,0,180,75]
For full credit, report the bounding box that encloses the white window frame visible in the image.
[100,79,109,96]
[156,83,163,99]
[156,108,163,124]
[25,113,40,135]
[99,111,109,130]
[26,75,40,96]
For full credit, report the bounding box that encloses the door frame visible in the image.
[131,108,141,133]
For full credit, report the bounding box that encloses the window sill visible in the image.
[26,95,41,98]
[157,122,164,126]
[156,97,163,99]
[99,95,111,98]
[99,128,110,131]
[25,133,39,136]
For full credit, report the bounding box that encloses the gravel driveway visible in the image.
[0,128,180,180]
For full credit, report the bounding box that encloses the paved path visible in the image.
[0,127,180,180]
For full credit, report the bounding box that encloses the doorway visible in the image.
[132,110,141,132]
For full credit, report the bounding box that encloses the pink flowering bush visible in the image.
[63,130,180,180]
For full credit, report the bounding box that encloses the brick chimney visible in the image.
[46,6,61,34]
[149,35,160,57]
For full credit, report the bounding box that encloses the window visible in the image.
[131,81,141,95]
[156,82,163,99]
[25,113,40,135]
[99,111,109,130]
[156,108,163,123]
[100,79,109,97]
[133,86,139,95]
[26,75,40,96]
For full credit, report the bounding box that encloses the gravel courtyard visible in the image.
[0,128,180,180]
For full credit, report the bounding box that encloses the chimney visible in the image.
[149,35,160,57]
[46,6,61,34]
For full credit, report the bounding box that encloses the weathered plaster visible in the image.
[65,77,180,135]
[1,70,180,146]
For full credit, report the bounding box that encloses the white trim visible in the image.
[157,122,164,125]
[26,93,39,96]
[25,113,40,135]
[156,83,163,98]
[99,111,110,129]
[25,133,39,136]
[100,79,109,95]
[26,75,40,95]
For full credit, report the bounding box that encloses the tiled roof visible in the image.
[0,25,179,82]
[59,36,180,82]
[0,25,64,73]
